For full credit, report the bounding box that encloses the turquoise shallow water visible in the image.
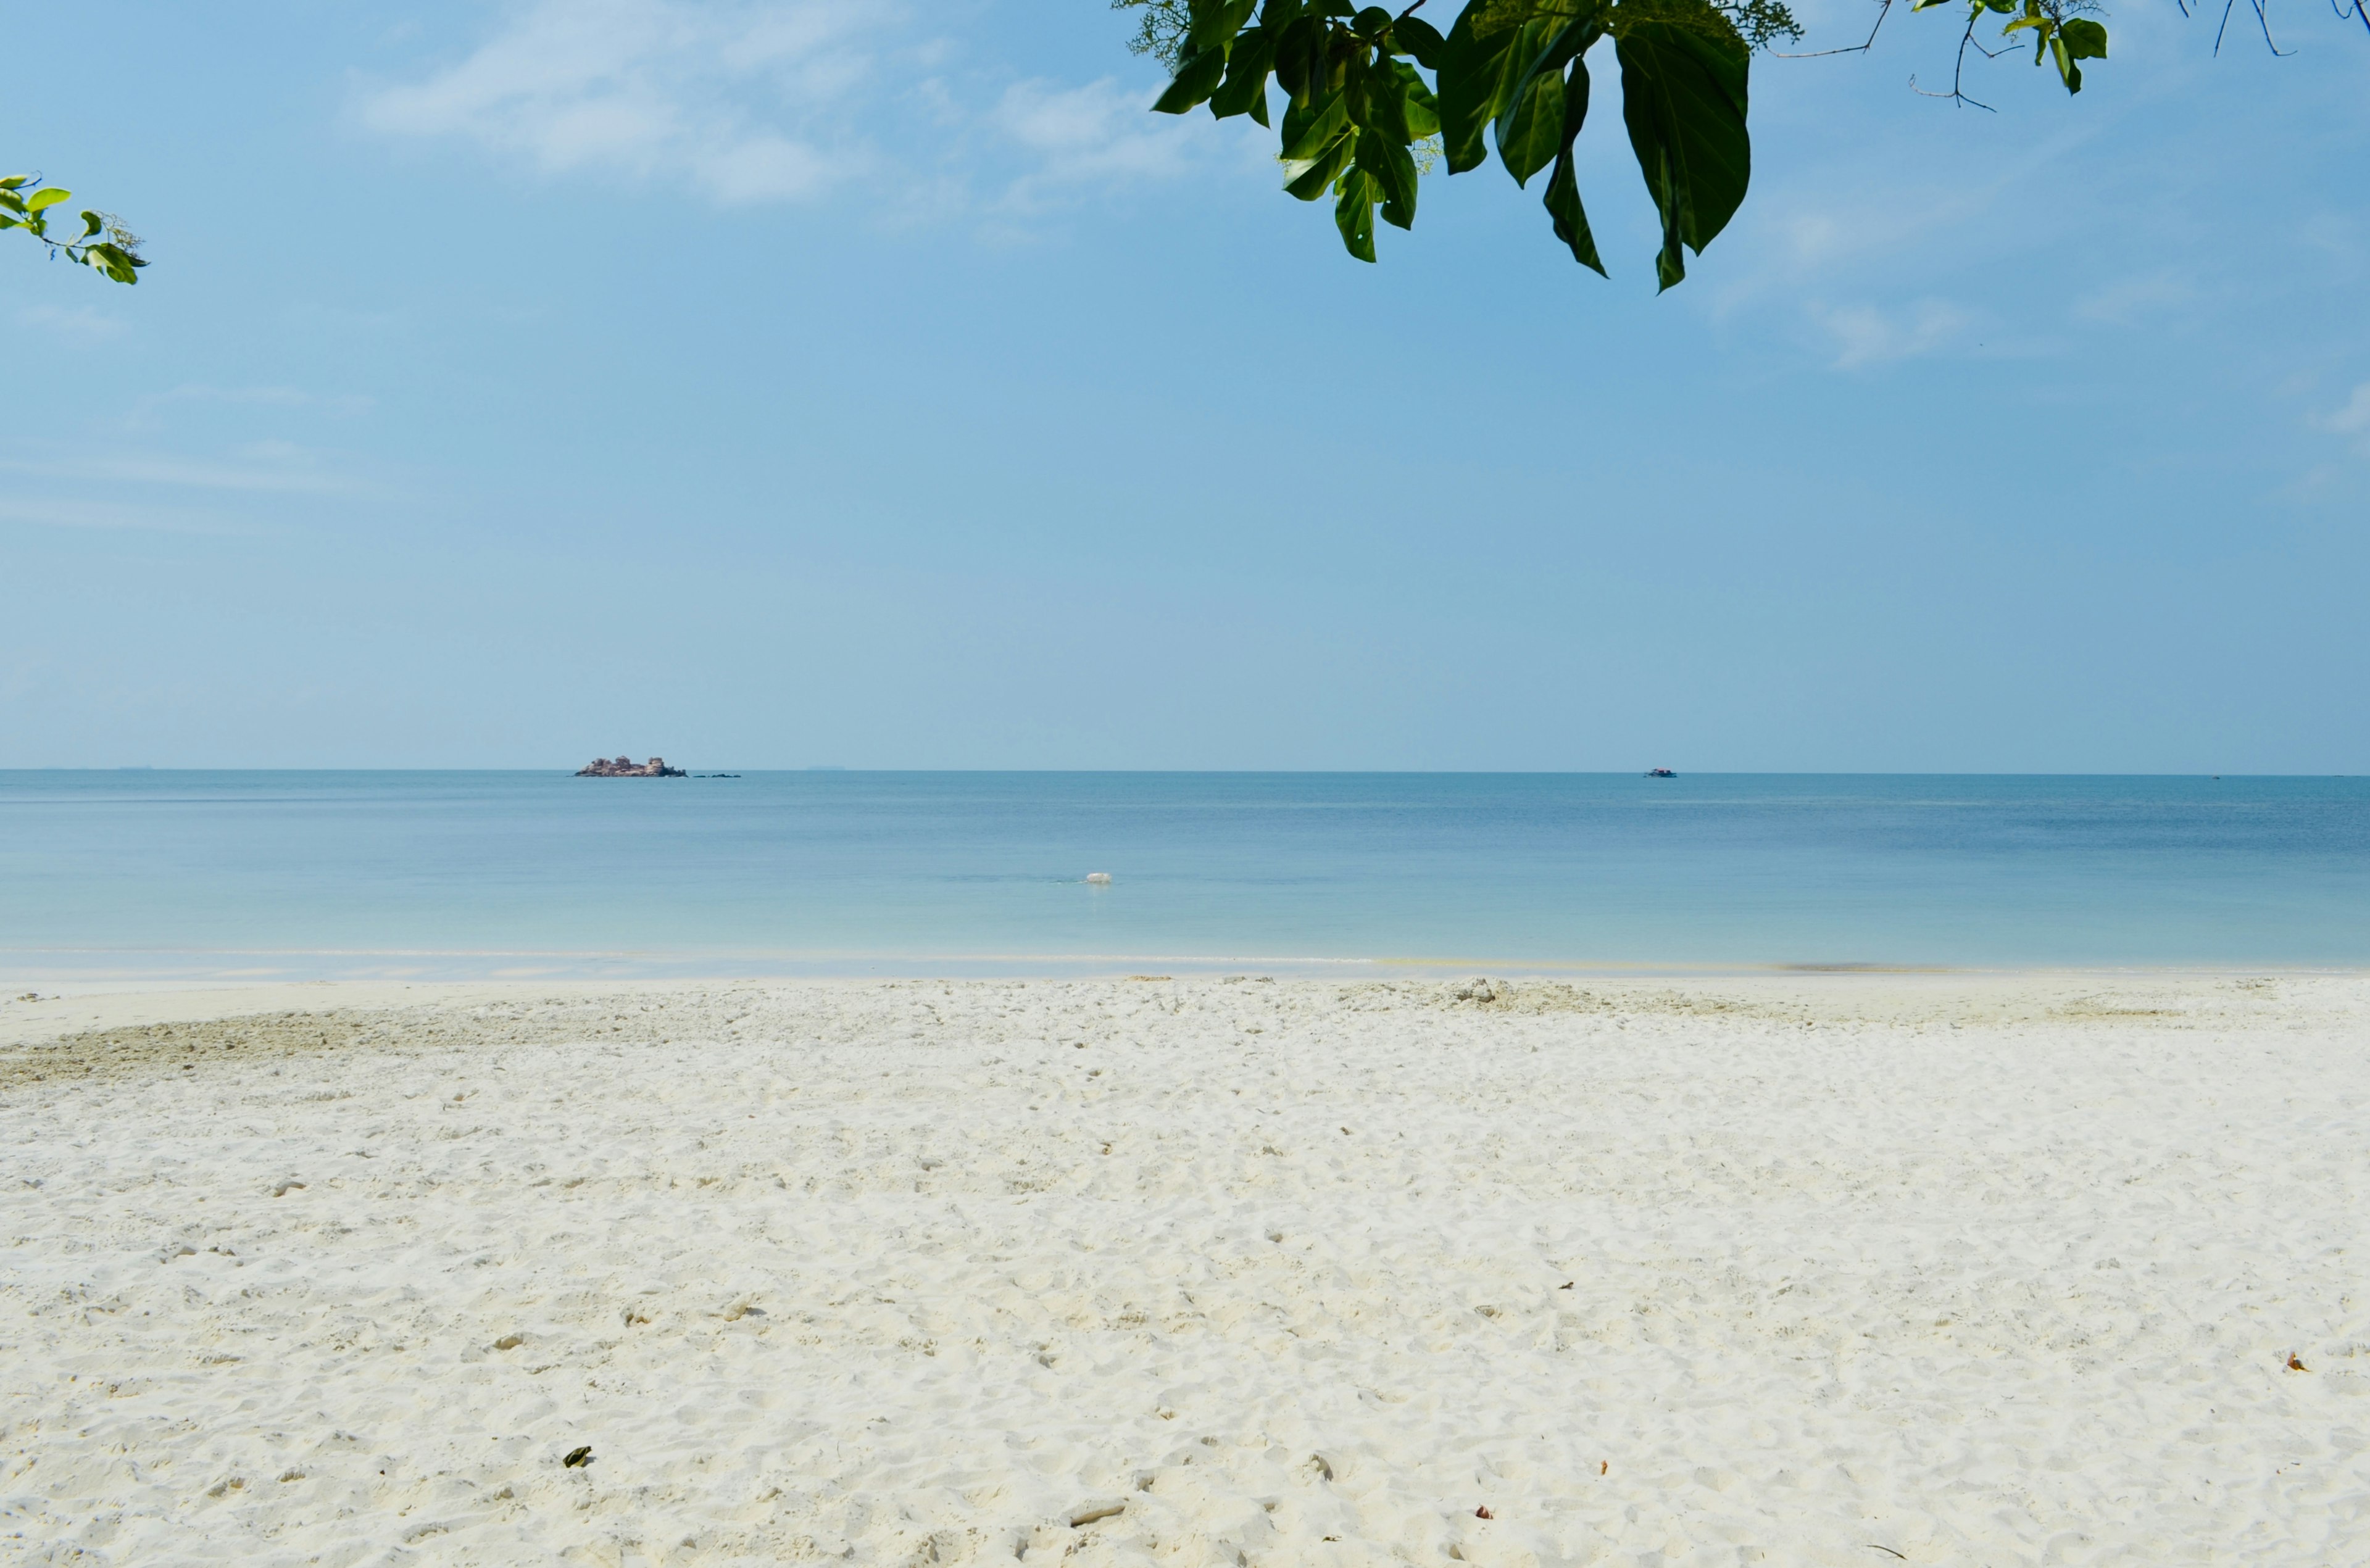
[2,771,2364,980]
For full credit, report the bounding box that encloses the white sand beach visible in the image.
[2,973,2365,1567]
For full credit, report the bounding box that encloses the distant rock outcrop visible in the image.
[576,755,686,778]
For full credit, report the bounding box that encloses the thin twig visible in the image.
[2249,0,2295,52]
[1774,0,1895,57]
[1910,9,1998,109]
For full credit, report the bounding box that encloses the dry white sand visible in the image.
[2,973,2366,1568]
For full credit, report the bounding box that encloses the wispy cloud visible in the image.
[359,0,895,204]
[151,385,318,408]
[359,1,1219,220]
[2072,269,2202,326]
[989,78,1194,207]
[2316,381,2370,454]
[0,496,257,536]
[18,303,128,342]
[1698,89,2126,370]
[0,445,351,496]
[1703,178,1997,370]
[125,385,378,431]
[1808,299,1971,370]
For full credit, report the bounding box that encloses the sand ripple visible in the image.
[2,975,2366,1566]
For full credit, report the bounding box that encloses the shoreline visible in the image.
[7,950,2367,998]
[7,964,2368,1043]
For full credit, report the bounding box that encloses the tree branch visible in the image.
[1910,10,1999,109]
[1773,0,1894,57]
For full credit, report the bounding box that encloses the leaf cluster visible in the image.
[1129,0,2139,280]
[1149,0,1754,288]
[0,175,146,284]
[1117,0,1196,65]
[1919,0,2107,94]
[1720,0,1803,49]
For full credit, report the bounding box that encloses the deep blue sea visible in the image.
[2,771,2364,981]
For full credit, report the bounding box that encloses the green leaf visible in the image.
[1187,0,1258,52]
[26,187,71,211]
[78,210,102,240]
[1349,47,1403,138]
[86,243,138,284]
[0,175,27,190]
[1353,5,1395,34]
[1357,127,1420,226]
[1334,167,1379,260]
[1543,152,1607,274]
[1396,62,1442,137]
[0,215,17,230]
[1438,4,1524,173]
[1496,60,1566,185]
[2060,17,2107,57]
[1494,12,1597,186]
[1466,0,1594,38]
[1154,43,1230,113]
[2048,34,2081,91]
[1614,0,1750,291]
[2050,17,2107,93]
[0,191,25,215]
[1283,131,1356,199]
[1281,87,1351,162]
[1272,14,1323,99]
[1394,15,1449,67]
[1210,27,1277,120]
[1542,57,1607,273]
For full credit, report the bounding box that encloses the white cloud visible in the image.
[141,384,375,414]
[2322,383,2370,435]
[989,78,1190,205]
[0,447,349,495]
[698,132,837,202]
[1707,179,2002,321]
[2072,270,2201,326]
[2317,382,2370,454]
[359,0,887,205]
[1808,299,1971,370]
[360,1,1220,222]
[19,304,128,342]
[0,496,252,535]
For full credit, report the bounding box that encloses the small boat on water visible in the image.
[1645,766,1677,778]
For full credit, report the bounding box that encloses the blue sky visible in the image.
[3,0,2366,771]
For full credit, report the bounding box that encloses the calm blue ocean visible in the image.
[2,771,2364,981]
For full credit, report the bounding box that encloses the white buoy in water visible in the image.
[1085,872,1112,884]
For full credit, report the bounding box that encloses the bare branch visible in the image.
[1773,0,1894,58]
[1910,10,1999,109]
[2250,0,2298,51]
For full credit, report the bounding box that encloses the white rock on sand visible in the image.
[1,974,2365,1567]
